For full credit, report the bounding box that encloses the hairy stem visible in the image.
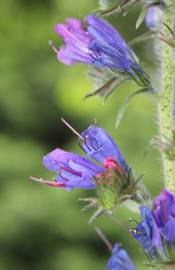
[158,5,175,192]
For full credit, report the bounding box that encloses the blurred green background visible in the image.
[0,0,163,269]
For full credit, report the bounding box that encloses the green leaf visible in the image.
[115,87,150,129]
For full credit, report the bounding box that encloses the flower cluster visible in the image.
[31,124,149,219]
[131,189,175,265]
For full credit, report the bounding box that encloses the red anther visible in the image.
[96,172,105,179]
[96,180,103,185]
[103,157,124,176]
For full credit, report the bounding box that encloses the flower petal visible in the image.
[54,20,92,65]
[43,148,103,189]
[132,206,154,256]
[107,243,136,270]
[153,188,175,242]
[86,15,129,54]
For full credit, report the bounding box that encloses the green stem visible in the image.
[158,5,175,192]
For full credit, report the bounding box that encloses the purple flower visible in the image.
[145,5,163,29]
[131,206,155,257]
[53,18,93,65]
[31,125,128,191]
[53,15,142,75]
[107,243,136,270]
[152,189,175,244]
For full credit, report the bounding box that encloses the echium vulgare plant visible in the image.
[30,0,175,269]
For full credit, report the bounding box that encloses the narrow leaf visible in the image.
[115,87,150,129]
[136,7,147,29]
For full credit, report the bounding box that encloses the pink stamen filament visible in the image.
[52,160,82,177]
[59,164,82,177]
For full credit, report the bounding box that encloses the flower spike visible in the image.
[131,189,175,266]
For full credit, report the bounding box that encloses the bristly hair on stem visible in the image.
[157,4,175,192]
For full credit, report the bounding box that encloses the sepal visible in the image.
[79,165,150,222]
[85,67,127,100]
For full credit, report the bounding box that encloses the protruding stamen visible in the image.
[29,176,65,187]
[61,118,84,141]
[48,40,59,54]
[95,227,113,252]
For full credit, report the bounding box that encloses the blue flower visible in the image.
[31,125,128,191]
[131,190,175,264]
[86,15,142,74]
[81,125,128,173]
[107,243,136,270]
[131,206,155,257]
